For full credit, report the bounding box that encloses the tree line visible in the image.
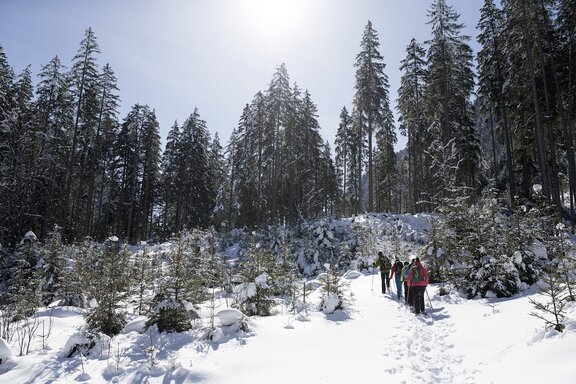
[0,27,340,248]
[1,0,576,249]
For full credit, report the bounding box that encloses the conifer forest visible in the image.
[0,0,576,346]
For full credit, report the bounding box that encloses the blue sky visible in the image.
[0,0,482,151]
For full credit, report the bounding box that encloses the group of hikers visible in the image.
[373,251,429,315]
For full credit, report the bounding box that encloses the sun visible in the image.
[239,0,309,40]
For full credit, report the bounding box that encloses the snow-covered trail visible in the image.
[190,272,470,384]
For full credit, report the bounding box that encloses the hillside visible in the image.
[0,214,575,383]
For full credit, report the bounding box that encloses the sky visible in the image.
[0,213,574,383]
[0,0,483,152]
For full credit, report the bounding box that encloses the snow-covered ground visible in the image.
[1,268,575,383]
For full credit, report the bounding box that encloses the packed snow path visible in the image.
[190,271,473,384]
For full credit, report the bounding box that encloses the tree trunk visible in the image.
[521,4,550,200]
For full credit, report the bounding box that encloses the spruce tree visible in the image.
[353,21,396,212]
[64,27,102,242]
[160,121,181,236]
[10,232,43,320]
[40,225,67,305]
[477,0,516,204]
[234,240,276,316]
[397,38,428,212]
[146,230,200,333]
[84,63,120,239]
[178,109,213,229]
[425,0,478,198]
[114,104,161,242]
[0,66,36,248]
[84,237,129,337]
[335,107,352,216]
[265,64,291,223]
[33,56,74,240]
[209,132,226,228]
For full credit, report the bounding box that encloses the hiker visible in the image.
[373,251,392,294]
[406,257,429,315]
[401,259,414,305]
[389,258,404,301]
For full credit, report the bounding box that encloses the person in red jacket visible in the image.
[406,257,429,315]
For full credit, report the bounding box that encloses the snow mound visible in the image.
[0,338,12,360]
[61,333,91,358]
[123,316,147,333]
[343,270,362,279]
[215,308,244,326]
[20,231,38,244]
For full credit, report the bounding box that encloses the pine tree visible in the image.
[138,108,161,240]
[397,38,428,212]
[318,263,350,314]
[425,0,479,198]
[501,0,560,206]
[40,224,67,305]
[114,104,161,242]
[209,132,226,228]
[530,271,568,332]
[265,64,291,223]
[477,0,516,204]
[178,109,213,229]
[335,107,353,216]
[0,45,15,246]
[353,21,396,212]
[234,240,276,316]
[64,27,102,242]
[160,121,181,236]
[227,66,331,227]
[10,232,43,320]
[146,230,202,333]
[33,56,74,240]
[0,44,14,117]
[0,66,36,248]
[131,244,154,315]
[319,141,338,216]
[58,240,89,308]
[233,100,262,228]
[84,237,129,337]
[552,0,576,224]
[83,63,120,239]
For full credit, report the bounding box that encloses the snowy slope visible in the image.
[0,271,575,383]
[0,213,575,383]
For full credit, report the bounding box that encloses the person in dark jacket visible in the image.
[389,259,404,301]
[406,257,429,315]
[373,251,392,294]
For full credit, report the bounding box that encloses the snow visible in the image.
[19,230,37,244]
[0,338,12,360]
[0,272,574,383]
[214,308,244,326]
[0,213,575,382]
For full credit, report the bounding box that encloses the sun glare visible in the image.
[240,0,309,41]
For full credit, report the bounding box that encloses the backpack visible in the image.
[394,261,403,275]
[411,266,425,283]
[379,257,391,271]
[384,258,392,270]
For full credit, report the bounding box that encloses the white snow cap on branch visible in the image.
[215,308,244,326]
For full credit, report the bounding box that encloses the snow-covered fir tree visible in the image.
[84,237,129,337]
[40,225,67,305]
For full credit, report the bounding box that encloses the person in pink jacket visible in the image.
[406,257,429,315]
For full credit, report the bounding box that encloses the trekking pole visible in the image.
[425,288,433,310]
[371,267,375,292]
